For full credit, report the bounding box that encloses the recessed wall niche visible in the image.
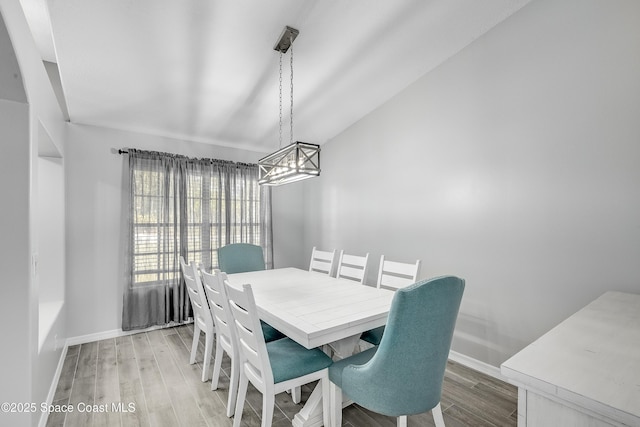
[37,122,64,352]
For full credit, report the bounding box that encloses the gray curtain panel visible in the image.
[122,149,272,331]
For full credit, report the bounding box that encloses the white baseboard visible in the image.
[65,327,141,347]
[448,349,507,382]
[38,345,68,427]
[65,321,191,347]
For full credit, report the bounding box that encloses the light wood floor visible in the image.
[46,325,517,427]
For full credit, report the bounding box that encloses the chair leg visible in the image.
[201,331,213,382]
[190,324,201,365]
[233,373,248,427]
[211,340,224,391]
[432,402,445,427]
[321,376,331,427]
[329,381,342,427]
[292,386,301,404]
[226,353,239,417]
[397,415,407,427]
[261,391,275,427]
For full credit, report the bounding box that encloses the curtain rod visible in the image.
[113,148,257,168]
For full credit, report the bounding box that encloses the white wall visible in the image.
[0,99,32,426]
[64,123,303,338]
[0,13,31,427]
[1,1,67,426]
[271,183,306,269]
[303,0,640,366]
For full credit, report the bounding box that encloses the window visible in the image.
[129,153,270,286]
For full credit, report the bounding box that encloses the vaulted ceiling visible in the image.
[19,0,531,152]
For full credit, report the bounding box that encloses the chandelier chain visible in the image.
[278,52,283,148]
[290,40,294,145]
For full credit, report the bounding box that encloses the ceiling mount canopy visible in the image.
[259,26,321,186]
[273,26,298,54]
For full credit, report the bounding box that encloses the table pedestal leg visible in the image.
[328,335,362,359]
[292,335,361,427]
[292,384,324,427]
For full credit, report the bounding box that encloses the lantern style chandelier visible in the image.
[258,26,321,186]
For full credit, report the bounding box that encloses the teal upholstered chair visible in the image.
[329,275,465,427]
[217,243,284,343]
[224,281,333,427]
[218,243,266,274]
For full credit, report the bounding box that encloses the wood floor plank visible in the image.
[475,373,519,401]
[175,323,206,365]
[131,333,180,427]
[274,385,314,423]
[448,360,517,400]
[66,344,81,358]
[343,404,395,427]
[164,329,233,426]
[76,341,98,378]
[444,403,503,427]
[146,330,209,427]
[239,379,292,425]
[45,398,70,427]
[472,382,519,414]
[65,342,98,427]
[94,338,122,427]
[51,347,80,403]
[445,360,480,388]
[442,375,514,425]
[116,335,151,427]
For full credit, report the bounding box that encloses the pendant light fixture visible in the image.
[258,26,321,186]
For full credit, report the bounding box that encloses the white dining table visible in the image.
[501,291,640,427]
[227,267,396,427]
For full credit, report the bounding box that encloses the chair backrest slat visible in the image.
[338,265,365,281]
[187,287,205,310]
[309,247,336,275]
[201,269,236,351]
[180,257,214,331]
[223,280,274,387]
[336,251,370,284]
[377,255,421,290]
[379,273,415,290]
[236,325,263,371]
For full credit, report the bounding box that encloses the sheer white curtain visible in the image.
[122,149,272,331]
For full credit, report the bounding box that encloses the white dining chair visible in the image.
[336,250,370,284]
[360,255,421,346]
[223,280,333,427]
[180,257,215,382]
[201,268,302,415]
[201,269,240,417]
[309,247,337,276]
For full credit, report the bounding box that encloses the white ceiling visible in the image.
[20,0,531,153]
